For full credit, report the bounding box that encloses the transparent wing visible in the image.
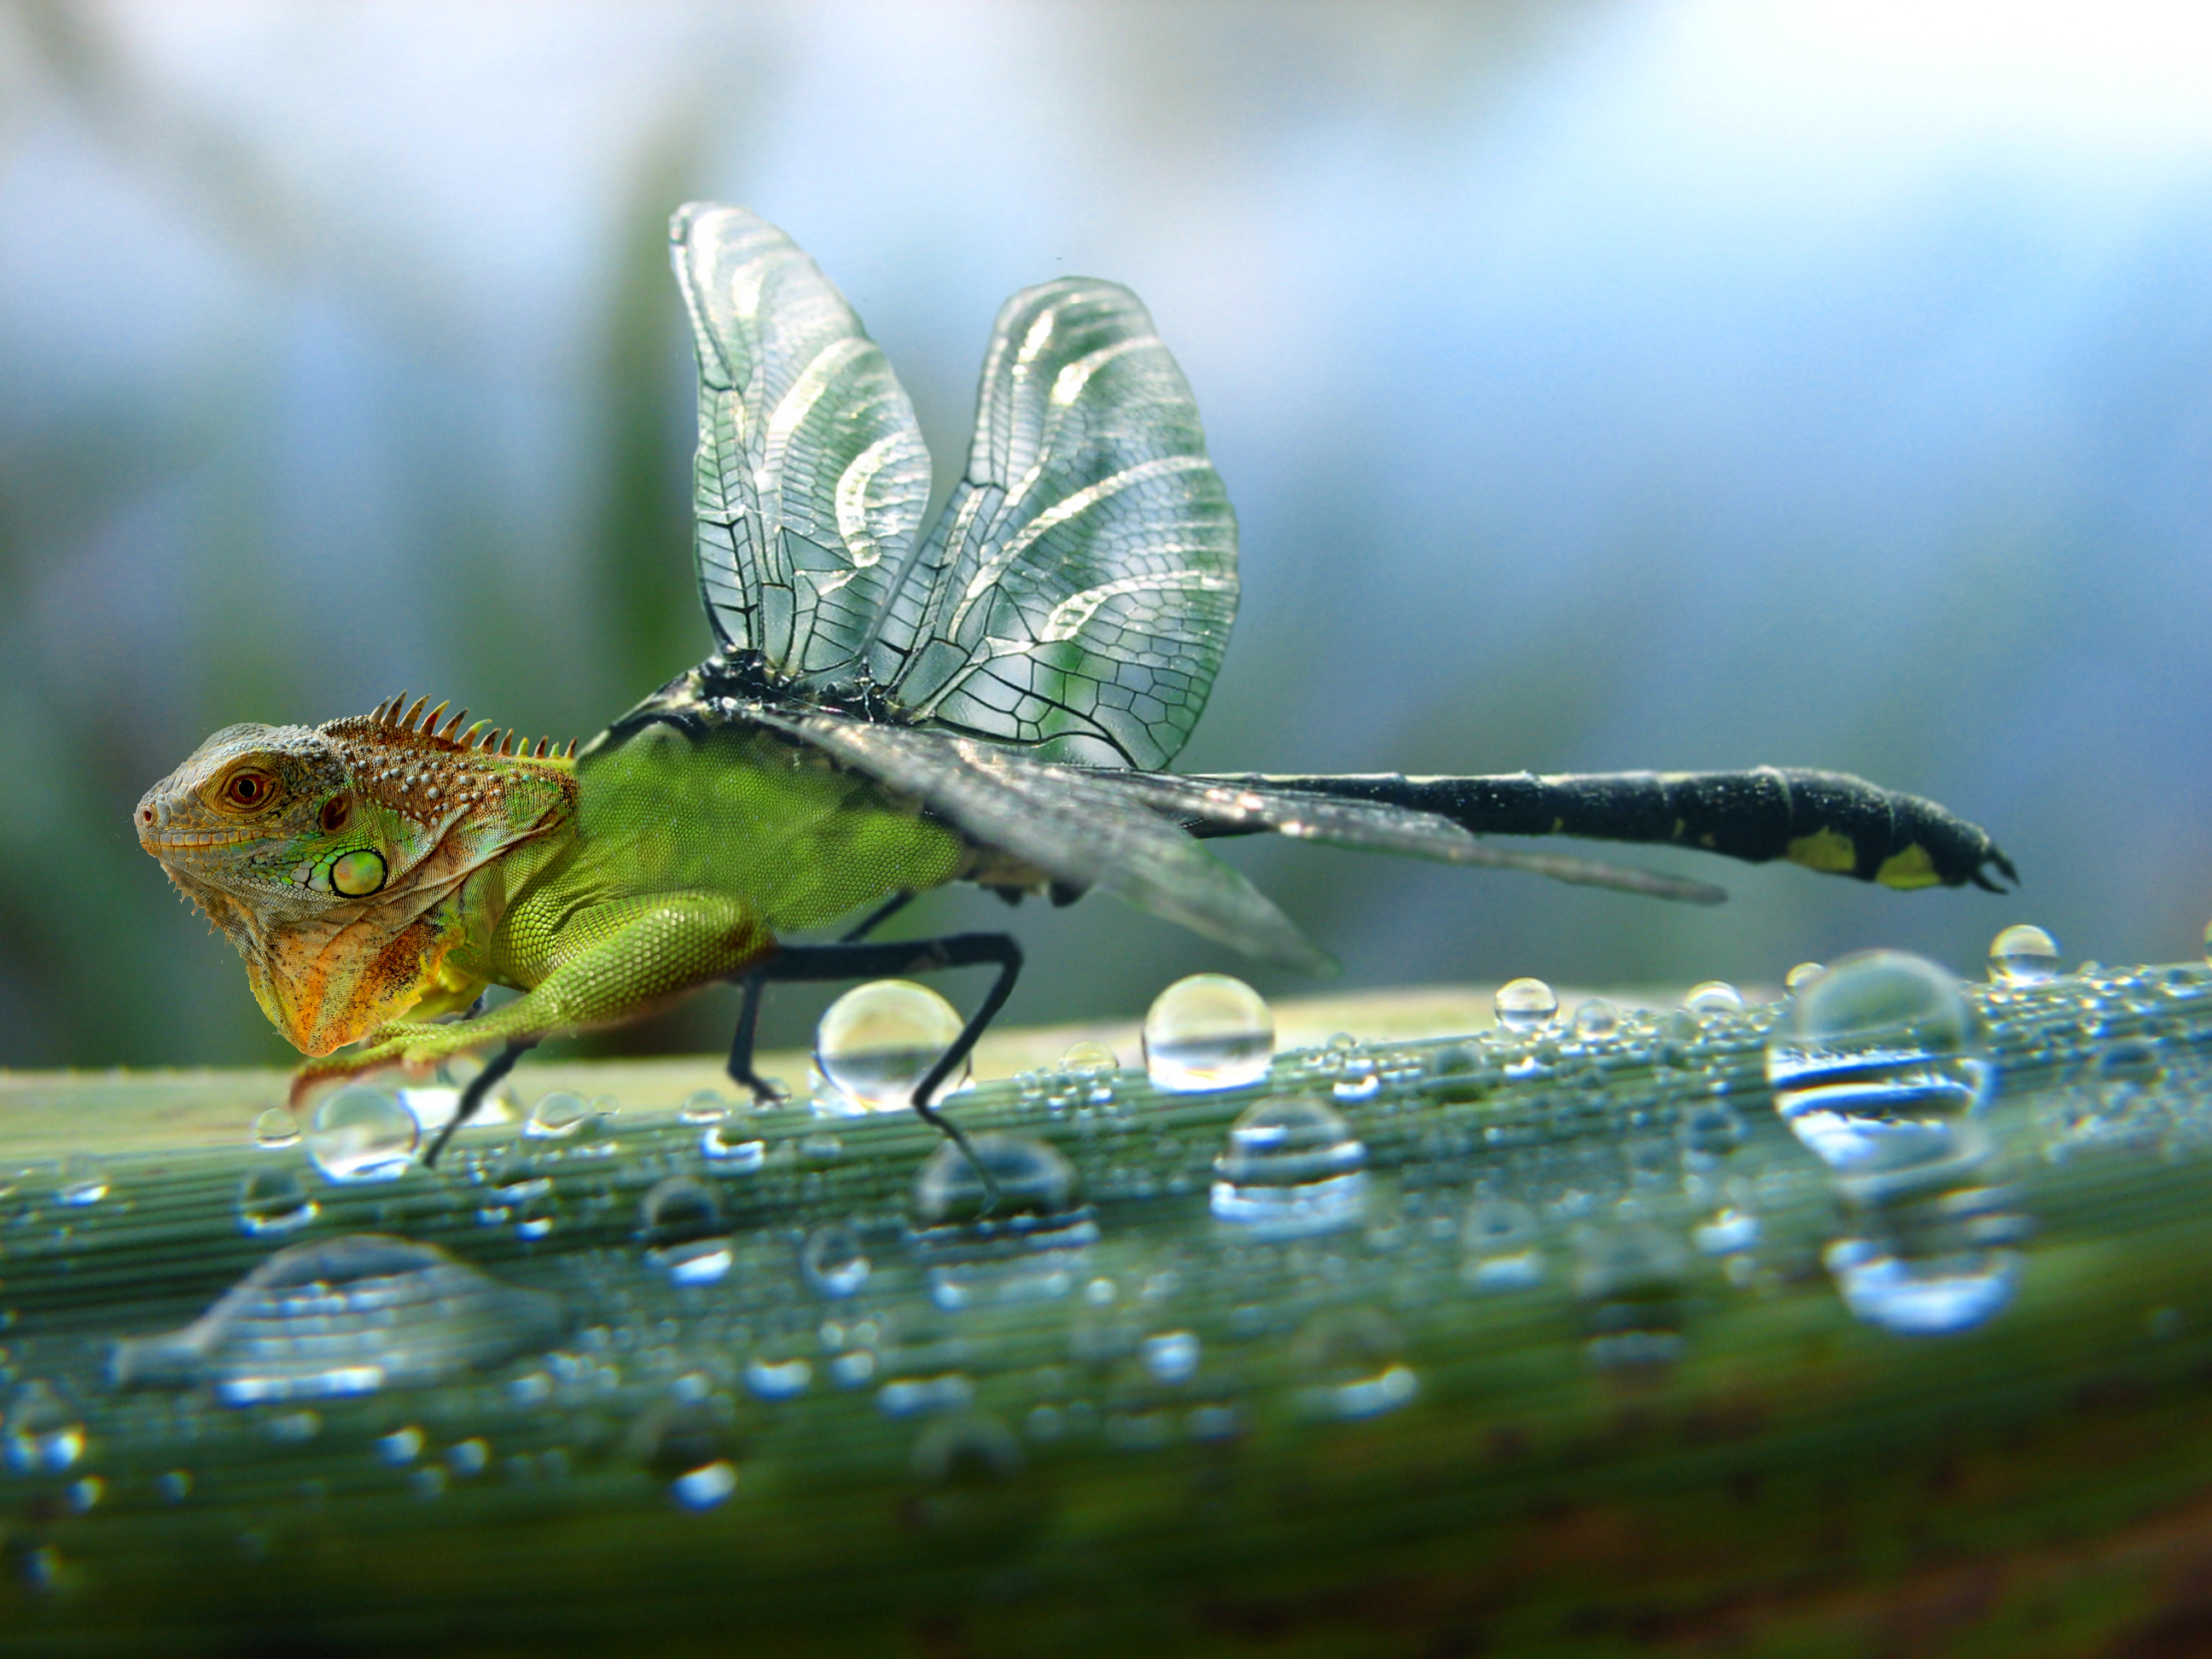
[862,280,1238,771]
[749,708,1328,973]
[672,202,934,680]
[1120,774,1729,903]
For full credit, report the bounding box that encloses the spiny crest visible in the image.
[358,691,578,761]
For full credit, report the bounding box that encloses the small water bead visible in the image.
[1461,1197,1544,1290]
[1764,951,1991,1179]
[306,1087,418,1182]
[1988,923,2063,986]
[1332,1057,1381,1103]
[1575,1222,1691,1369]
[912,1135,1077,1226]
[1060,1040,1118,1074]
[678,1088,730,1126]
[111,1235,562,1403]
[1679,1099,1746,1166]
[523,1091,592,1140]
[1209,1096,1368,1237]
[253,1108,302,1150]
[54,1155,108,1206]
[743,1357,812,1400]
[1784,961,1827,993]
[638,1178,723,1247]
[237,1167,319,1237]
[1572,998,1620,1039]
[1144,974,1275,1091]
[1494,977,1558,1033]
[1692,1208,1760,1255]
[1289,1308,1417,1421]
[672,1460,738,1510]
[1139,1330,1201,1384]
[800,1224,871,1298]
[1824,1237,2020,1336]
[701,1120,766,1171]
[816,980,967,1111]
[1684,981,1744,1016]
[3,1381,85,1474]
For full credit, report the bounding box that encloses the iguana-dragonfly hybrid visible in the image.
[137,202,2016,1161]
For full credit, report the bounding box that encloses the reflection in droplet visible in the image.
[1764,951,1990,1179]
[701,1118,766,1170]
[1784,961,1826,993]
[1684,981,1744,1016]
[910,1138,1093,1310]
[253,1108,302,1150]
[817,981,966,1112]
[1210,1096,1367,1238]
[1988,923,2062,986]
[800,1224,871,1298]
[1494,977,1557,1033]
[237,1167,319,1237]
[1143,974,1274,1091]
[306,1087,418,1182]
[1060,1040,1118,1074]
[111,1235,562,1403]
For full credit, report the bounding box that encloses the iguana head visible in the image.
[137,696,576,1056]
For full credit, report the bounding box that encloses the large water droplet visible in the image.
[1209,1096,1367,1237]
[1764,951,1991,1179]
[1143,975,1274,1091]
[306,1087,418,1182]
[816,981,967,1112]
[253,1108,301,1150]
[1988,924,2062,985]
[913,1135,1077,1227]
[523,1091,593,1140]
[1684,981,1744,1016]
[800,1224,871,1298]
[112,1235,562,1403]
[237,1167,318,1237]
[1493,977,1557,1033]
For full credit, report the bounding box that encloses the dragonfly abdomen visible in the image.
[1194,767,2016,893]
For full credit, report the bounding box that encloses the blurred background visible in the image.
[3,0,2210,1071]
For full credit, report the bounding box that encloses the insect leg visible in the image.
[423,1036,539,1167]
[724,892,919,1101]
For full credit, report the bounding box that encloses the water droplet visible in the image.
[2094,1040,2165,1106]
[1139,975,1275,1092]
[1684,981,1744,1016]
[913,1135,1076,1227]
[375,1426,423,1465]
[237,1167,318,1237]
[1575,1223,1690,1370]
[1988,923,2062,986]
[1209,1096,1367,1237]
[639,1178,723,1247]
[1824,1237,2021,1335]
[816,980,967,1111]
[1679,1098,1746,1166]
[1784,961,1826,993]
[3,1382,84,1474]
[306,1086,418,1181]
[1572,998,1620,1038]
[1060,1040,1118,1074]
[1461,1197,1544,1290]
[1332,1057,1380,1103]
[1692,1208,1760,1255]
[1494,977,1557,1033]
[911,1414,1023,1485]
[878,1372,976,1417]
[1290,1309,1417,1420]
[1139,1330,1201,1383]
[524,1091,592,1140]
[111,1235,562,1403]
[800,1224,871,1298]
[672,1460,737,1510]
[54,1155,108,1206]
[661,1241,733,1286]
[701,1119,765,1170]
[253,1108,302,1150]
[678,1088,729,1125]
[1764,951,1991,1179]
[743,1357,812,1400]
[446,1438,489,1477]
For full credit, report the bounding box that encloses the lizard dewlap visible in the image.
[138,201,2016,1152]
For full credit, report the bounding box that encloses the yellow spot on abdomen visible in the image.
[1877,843,1940,889]
[1787,829,1859,875]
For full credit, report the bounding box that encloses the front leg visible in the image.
[289,892,772,1108]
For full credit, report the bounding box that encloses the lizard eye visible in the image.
[218,769,278,812]
[320,794,353,834]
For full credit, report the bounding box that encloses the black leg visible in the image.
[423,1037,538,1168]
[725,891,917,1103]
[742,932,1025,1207]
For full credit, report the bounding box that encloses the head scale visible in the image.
[136,695,575,1055]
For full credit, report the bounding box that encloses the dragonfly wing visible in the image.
[866,280,1237,771]
[672,203,934,680]
[754,708,1328,972]
[1116,773,1728,904]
